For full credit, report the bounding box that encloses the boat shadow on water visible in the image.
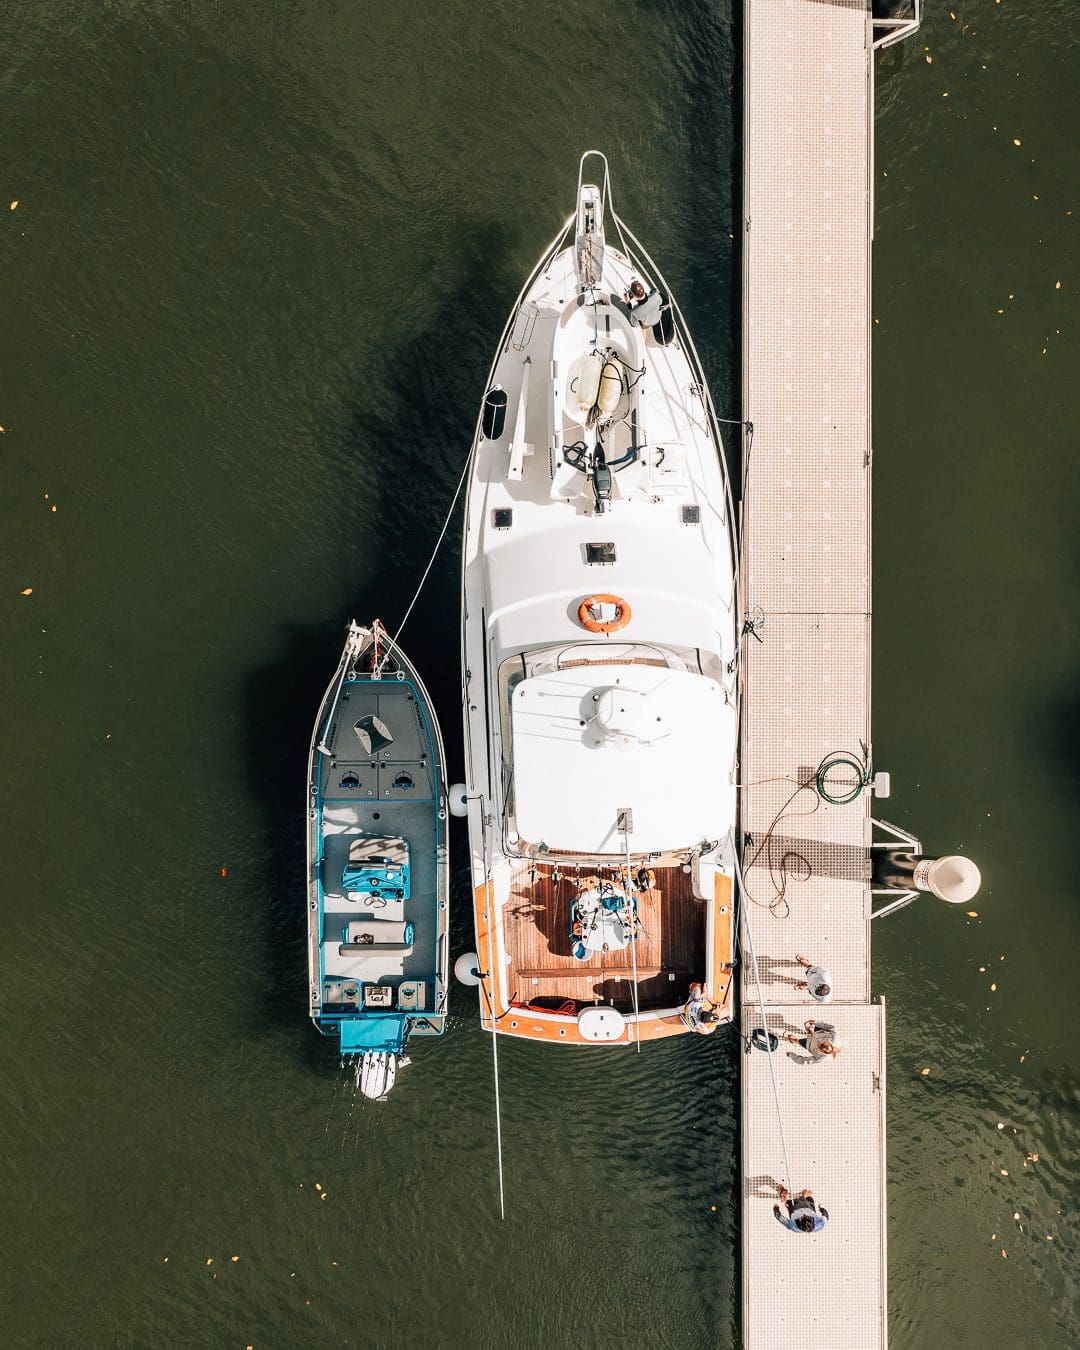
[244,227,523,1064]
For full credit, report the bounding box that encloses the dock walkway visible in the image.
[738,1,907,1345]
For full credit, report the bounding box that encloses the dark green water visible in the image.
[1,2,1075,1346]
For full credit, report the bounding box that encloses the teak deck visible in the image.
[504,860,702,1011]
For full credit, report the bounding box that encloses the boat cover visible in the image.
[338,1014,407,1054]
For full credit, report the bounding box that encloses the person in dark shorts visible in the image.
[785,1018,842,1061]
[774,1184,829,1233]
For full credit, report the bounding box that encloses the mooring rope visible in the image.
[732,834,794,1192]
[387,450,471,651]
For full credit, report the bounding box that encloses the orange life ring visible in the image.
[577,593,632,634]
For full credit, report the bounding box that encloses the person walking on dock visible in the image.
[774,1184,829,1233]
[795,953,833,1003]
[785,1018,842,1061]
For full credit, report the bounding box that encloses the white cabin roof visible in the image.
[509,663,736,855]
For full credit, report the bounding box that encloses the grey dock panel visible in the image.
[739,1,888,1346]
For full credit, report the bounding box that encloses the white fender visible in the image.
[454,951,482,986]
[448,783,469,817]
[598,359,622,415]
[576,351,603,415]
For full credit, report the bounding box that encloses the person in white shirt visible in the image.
[795,952,833,1003]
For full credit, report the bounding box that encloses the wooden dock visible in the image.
[738,1,915,1344]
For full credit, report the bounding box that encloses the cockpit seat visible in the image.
[341,835,411,901]
[353,714,394,755]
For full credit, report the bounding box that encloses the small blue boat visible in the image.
[306,622,449,1098]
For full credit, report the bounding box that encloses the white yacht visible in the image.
[460,153,739,1047]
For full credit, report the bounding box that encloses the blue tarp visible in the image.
[338,1015,407,1054]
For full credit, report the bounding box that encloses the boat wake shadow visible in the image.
[242,226,522,1059]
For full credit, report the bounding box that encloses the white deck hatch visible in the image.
[510,664,736,855]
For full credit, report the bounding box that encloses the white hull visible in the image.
[461,156,738,1046]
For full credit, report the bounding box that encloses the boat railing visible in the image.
[608,208,740,613]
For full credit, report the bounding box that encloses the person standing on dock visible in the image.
[794,953,833,1003]
[785,1018,842,1060]
[774,1185,829,1233]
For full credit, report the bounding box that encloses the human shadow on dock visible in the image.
[746,1174,784,1200]
[754,955,806,989]
[746,835,867,885]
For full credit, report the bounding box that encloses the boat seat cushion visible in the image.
[339,942,412,956]
[341,835,411,901]
[344,919,413,947]
[353,714,394,755]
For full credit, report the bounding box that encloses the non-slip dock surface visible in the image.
[740,1,885,1346]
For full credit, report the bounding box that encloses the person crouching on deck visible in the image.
[623,278,663,328]
[683,982,719,1035]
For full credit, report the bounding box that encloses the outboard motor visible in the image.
[592,444,613,510]
[357,1050,397,1100]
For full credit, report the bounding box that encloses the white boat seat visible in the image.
[339,942,412,956]
[345,919,413,946]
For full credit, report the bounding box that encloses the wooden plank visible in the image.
[503,860,705,1011]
